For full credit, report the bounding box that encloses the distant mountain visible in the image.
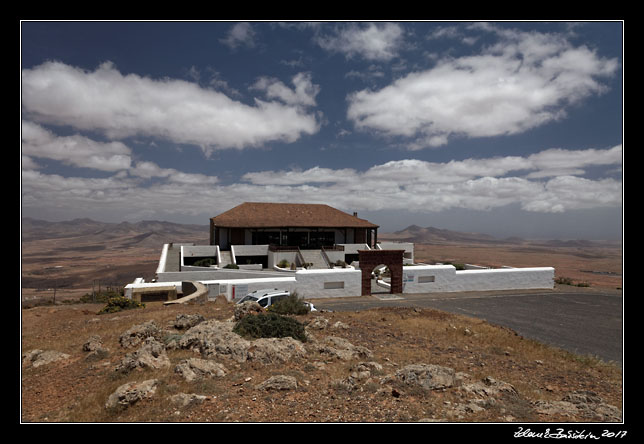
[380,225,504,245]
[21,217,209,247]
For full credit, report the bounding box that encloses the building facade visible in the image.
[209,202,379,250]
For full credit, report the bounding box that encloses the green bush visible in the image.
[233,312,307,342]
[97,296,145,315]
[278,259,290,268]
[268,293,311,315]
[193,257,216,267]
[223,263,239,269]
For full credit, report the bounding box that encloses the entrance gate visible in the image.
[358,250,404,296]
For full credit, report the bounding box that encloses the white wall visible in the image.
[295,268,362,299]
[401,265,554,293]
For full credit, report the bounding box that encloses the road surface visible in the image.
[312,288,623,367]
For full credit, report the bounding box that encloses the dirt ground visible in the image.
[20,298,623,424]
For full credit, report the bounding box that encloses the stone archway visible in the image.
[358,250,404,296]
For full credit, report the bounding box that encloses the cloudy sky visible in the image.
[21,21,623,240]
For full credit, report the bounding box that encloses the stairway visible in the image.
[219,250,234,268]
[299,249,329,269]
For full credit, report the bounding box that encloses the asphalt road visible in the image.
[312,289,623,367]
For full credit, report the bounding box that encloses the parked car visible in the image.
[236,288,316,311]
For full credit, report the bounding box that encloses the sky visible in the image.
[20,21,623,240]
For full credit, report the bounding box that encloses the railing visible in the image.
[268,245,300,252]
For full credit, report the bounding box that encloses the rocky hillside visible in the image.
[21,299,623,424]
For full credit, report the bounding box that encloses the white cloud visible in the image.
[347,26,619,148]
[21,121,132,171]
[315,23,405,61]
[251,72,320,107]
[220,22,257,49]
[21,61,320,153]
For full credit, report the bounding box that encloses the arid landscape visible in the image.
[20,218,623,424]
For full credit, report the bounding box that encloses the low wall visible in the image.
[401,265,554,293]
[295,269,362,299]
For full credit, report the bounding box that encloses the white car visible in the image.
[236,288,316,311]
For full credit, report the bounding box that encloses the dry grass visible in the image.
[21,296,622,423]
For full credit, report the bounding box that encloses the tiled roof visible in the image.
[210,202,379,229]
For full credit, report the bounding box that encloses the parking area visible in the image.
[312,288,623,366]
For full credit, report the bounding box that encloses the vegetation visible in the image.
[193,257,216,267]
[278,259,290,268]
[267,293,311,315]
[223,263,239,269]
[233,312,307,342]
[97,296,145,315]
[334,260,347,268]
[555,276,591,287]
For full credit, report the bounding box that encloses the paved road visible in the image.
[312,289,623,367]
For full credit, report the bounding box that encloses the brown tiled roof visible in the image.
[210,202,379,229]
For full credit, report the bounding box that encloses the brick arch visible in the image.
[358,250,404,296]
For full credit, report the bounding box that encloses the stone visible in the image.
[115,337,170,373]
[170,393,207,408]
[173,313,205,329]
[119,320,160,348]
[105,379,159,410]
[234,301,263,321]
[395,364,457,390]
[22,349,70,368]
[83,335,110,361]
[248,337,307,364]
[314,336,373,361]
[178,319,251,362]
[175,358,228,382]
[255,375,298,391]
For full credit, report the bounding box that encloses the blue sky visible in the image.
[21,21,623,240]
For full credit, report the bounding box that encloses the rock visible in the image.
[22,349,70,368]
[314,336,373,361]
[115,337,170,373]
[461,376,519,399]
[175,358,228,382]
[83,335,110,361]
[170,393,207,408]
[394,364,457,390]
[173,313,205,329]
[105,379,159,410]
[533,390,621,422]
[178,319,251,363]
[255,375,298,391]
[332,321,349,330]
[307,317,329,330]
[248,337,307,364]
[234,301,263,321]
[119,320,160,348]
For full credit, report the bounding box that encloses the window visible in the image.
[324,281,345,289]
[418,275,435,283]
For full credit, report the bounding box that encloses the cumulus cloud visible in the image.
[21,121,132,171]
[347,26,619,148]
[315,22,405,61]
[251,72,320,106]
[21,61,320,153]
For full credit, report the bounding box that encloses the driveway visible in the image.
[312,288,623,367]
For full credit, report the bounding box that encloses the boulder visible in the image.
[170,393,207,408]
[105,379,159,411]
[119,320,160,348]
[234,301,263,321]
[82,335,110,361]
[395,364,457,390]
[255,375,298,391]
[248,337,307,364]
[178,319,251,363]
[313,336,373,361]
[115,337,170,373]
[173,313,205,329]
[22,349,70,368]
[175,358,228,382]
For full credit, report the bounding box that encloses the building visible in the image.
[209,202,380,250]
